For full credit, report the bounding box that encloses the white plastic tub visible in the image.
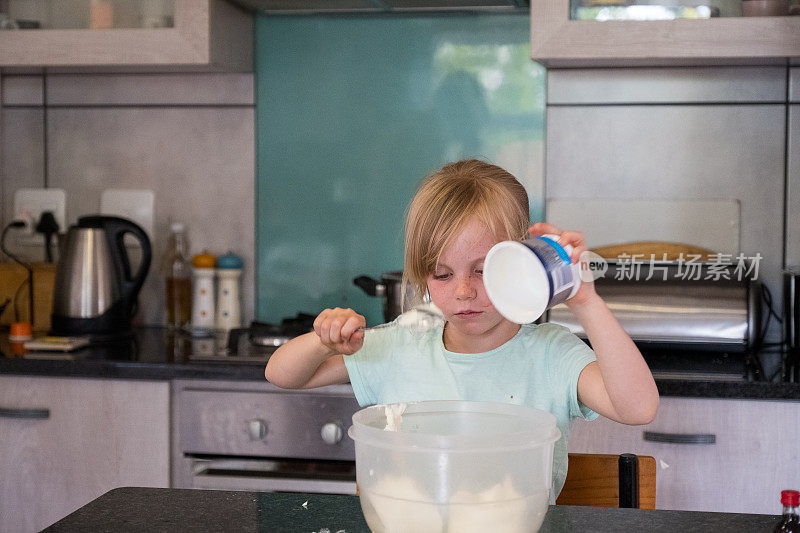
[348,400,561,533]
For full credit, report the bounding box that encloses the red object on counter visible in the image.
[9,341,27,356]
[775,490,800,533]
[784,491,800,508]
[9,322,32,341]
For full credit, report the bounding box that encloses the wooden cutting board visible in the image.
[590,241,718,261]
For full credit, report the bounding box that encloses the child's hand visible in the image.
[313,307,366,356]
[528,222,598,307]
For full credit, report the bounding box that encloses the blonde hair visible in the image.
[403,159,530,306]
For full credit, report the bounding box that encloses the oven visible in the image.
[171,379,360,495]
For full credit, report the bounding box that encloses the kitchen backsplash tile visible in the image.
[46,73,254,106]
[47,106,255,326]
[547,67,786,105]
[1,42,796,346]
[2,75,44,106]
[546,103,785,339]
[1,108,45,252]
[1,73,256,327]
[255,13,545,325]
[546,198,741,254]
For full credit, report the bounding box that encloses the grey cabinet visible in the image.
[568,396,799,514]
[0,376,170,533]
[0,0,252,71]
[531,0,800,67]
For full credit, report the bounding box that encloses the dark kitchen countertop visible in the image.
[44,487,780,532]
[2,327,800,400]
[0,326,272,381]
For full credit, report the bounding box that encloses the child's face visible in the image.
[427,218,517,347]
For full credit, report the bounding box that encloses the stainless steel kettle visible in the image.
[51,215,151,336]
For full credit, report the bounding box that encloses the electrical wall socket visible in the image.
[13,188,67,247]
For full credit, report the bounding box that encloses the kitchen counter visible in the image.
[0,327,271,381]
[2,327,800,399]
[45,487,780,532]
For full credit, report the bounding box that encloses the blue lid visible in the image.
[216,252,243,269]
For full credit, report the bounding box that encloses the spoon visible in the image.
[356,303,444,333]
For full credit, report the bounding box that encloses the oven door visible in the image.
[173,382,361,495]
[188,456,356,494]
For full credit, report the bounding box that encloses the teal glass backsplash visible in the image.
[255,13,545,325]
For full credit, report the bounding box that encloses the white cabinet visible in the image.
[0,376,170,533]
[0,0,252,71]
[568,396,800,514]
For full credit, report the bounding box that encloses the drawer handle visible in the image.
[0,407,50,419]
[643,431,715,445]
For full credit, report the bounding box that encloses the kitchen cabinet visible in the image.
[568,396,800,514]
[0,0,252,71]
[530,0,800,67]
[0,376,170,533]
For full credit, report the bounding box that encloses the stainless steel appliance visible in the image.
[172,379,360,495]
[547,261,763,352]
[51,216,151,337]
[354,271,416,322]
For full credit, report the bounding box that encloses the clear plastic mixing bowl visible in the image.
[348,400,561,533]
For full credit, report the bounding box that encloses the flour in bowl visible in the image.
[448,475,534,533]
[383,403,407,432]
[361,474,444,533]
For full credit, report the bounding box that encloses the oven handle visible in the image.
[190,458,357,495]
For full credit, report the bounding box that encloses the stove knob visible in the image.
[321,422,343,445]
[247,419,268,441]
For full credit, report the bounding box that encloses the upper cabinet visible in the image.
[530,0,800,67]
[229,0,529,13]
[0,0,253,71]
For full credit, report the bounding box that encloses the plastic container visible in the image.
[348,400,560,533]
[483,233,581,324]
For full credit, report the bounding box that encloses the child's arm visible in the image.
[264,307,364,389]
[530,223,659,425]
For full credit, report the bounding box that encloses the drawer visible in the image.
[178,389,360,461]
[568,397,800,513]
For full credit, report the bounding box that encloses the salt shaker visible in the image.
[215,252,243,333]
[190,251,216,336]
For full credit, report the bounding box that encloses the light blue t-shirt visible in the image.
[343,321,598,500]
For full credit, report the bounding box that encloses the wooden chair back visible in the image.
[556,453,656,509]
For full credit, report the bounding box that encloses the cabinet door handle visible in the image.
[643,431,715,445]
[0,407,50,419]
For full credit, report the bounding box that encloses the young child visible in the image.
[265,159,659,499]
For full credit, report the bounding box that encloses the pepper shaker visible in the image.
[215,252,243,334]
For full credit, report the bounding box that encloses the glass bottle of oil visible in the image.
[163,222,191,329]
